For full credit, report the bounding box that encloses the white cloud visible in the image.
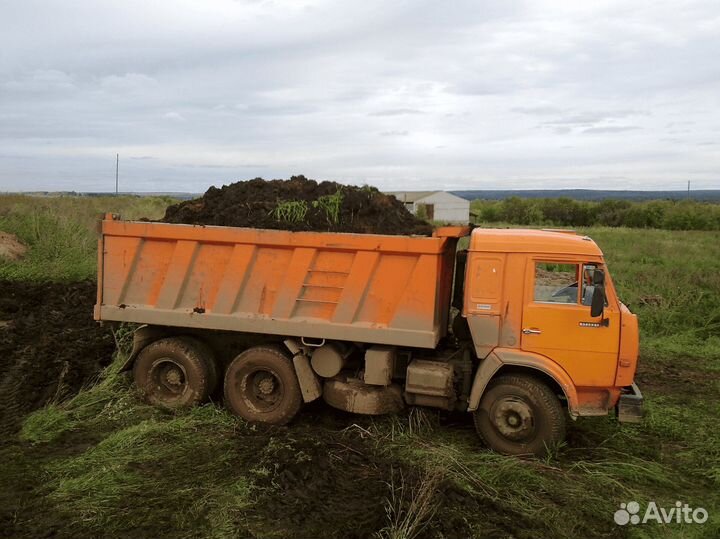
[100,73,157,93]
[2,69,76,92]
[162,112,186,122]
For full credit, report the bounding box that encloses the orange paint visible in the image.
[95,215,463,348]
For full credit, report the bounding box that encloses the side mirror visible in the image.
[592,268,605,286]
[590,284,605,317]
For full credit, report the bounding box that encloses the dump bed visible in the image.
[95,215,468,348]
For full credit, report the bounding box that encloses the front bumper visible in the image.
[616,382,644,423]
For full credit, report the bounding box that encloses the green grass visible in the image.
[20,405,72,445]
[272,199,309,223]
[0,194,171,280]
[580,227,720,362]
[47,406,254,536]
[14,359,260,538]
[367,403,720,538]
[13,368,718,538]
[313,189,343,224]
[2,196,720,538]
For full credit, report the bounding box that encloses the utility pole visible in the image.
[687,180,690,200]
[115,153,119,195]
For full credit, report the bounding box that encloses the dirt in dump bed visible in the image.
[0,280,115,436]
[161,175,435,236]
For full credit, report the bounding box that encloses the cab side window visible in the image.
[581,264,596,306]
[581,264,608,307]
[534,262,579,304]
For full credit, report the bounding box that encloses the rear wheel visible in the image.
[473,374,566,457]
[133,337,215,409]
[224,346,302,425]
[177,336,218,396]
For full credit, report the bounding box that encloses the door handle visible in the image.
[522,328,542,335]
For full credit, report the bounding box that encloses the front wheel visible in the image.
[473,374,566,457]
[224,346,302,425]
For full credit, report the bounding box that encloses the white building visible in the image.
[389,191,470,223]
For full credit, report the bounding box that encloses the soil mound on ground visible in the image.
[0,232,27,261]
[243,413,481,539]
[0,280,114,436]
[161,175,434,236]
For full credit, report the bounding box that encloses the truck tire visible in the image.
[133,337,215,409]
[224,346,302,425]
[176,336,219,396]
[473,374,566,457]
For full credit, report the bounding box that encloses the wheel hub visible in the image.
[242,368,284,411]
[165,367,182,386]
[257,375,276,395]
[150,359,188,397]
[492,397,535,441]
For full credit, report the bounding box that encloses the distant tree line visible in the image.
[471,197,720,231]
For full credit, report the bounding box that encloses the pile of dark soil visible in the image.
[161,175,434,236]
[0,280,114,436]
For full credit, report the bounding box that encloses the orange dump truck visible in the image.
[95,215,643,456]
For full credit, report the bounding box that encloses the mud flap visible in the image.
[285,338,322,403]
[292,354,322,403]
[617,382,644,423]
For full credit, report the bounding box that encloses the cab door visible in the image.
[520,259,620,387]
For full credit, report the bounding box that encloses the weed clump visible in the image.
[312,189,343,225]
[272,200,309,223]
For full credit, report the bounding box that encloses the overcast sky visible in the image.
[1,0,718,193]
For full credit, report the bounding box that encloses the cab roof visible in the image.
[469,228,603,257]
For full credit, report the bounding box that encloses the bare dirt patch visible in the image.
[0,280,114,436]
[635,356,717,400]
[0,231,27,261]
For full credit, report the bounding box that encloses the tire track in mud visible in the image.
[0,355,32,437]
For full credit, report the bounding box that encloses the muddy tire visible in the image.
[133,337,215,409]
[224,346,302,425]
[177,336,219,396]
[473,374,566,457]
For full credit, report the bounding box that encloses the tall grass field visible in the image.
[1,194,718,539]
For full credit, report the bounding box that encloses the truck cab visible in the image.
[461,229,642,454]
